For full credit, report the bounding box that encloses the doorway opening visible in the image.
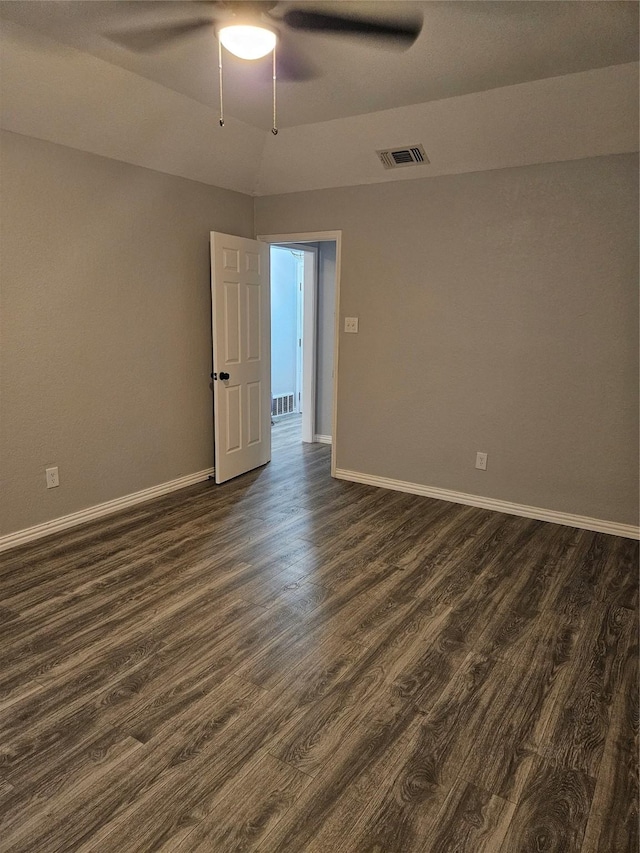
[210,230,340,484]
[270,243,315,445]
[270,246,303,418]
[268,238,338,455]
[260,230,341,476]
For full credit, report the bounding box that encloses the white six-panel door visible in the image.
[210,232,271,484]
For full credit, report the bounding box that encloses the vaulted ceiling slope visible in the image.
[1,2,638,196]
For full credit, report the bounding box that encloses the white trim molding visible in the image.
[314,435,332,445]
[334,468,640,540]
[0,468,215,553]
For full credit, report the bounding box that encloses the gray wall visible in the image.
[0,130,254,536]
[256,154,639,525]
[2,135,637,536]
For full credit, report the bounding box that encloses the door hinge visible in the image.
[298,338,301,347]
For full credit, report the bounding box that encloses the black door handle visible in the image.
[219,372,230,381]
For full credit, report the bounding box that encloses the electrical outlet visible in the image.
[475,452,488,471]
[46,466,59,488]
[344,317,359,333]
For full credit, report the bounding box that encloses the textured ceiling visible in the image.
[0,1,638,195]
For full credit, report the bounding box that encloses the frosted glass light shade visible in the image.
[218,25,277,60]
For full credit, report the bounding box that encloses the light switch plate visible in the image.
[344,317,359,333]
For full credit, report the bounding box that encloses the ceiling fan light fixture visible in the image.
[218,24,277,60]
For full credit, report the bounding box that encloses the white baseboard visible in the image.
[314,434,332,445]
[334,468,639,540]
[4,463,636,553]
[0,468,215,553]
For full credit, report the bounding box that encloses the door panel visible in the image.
[247,381,262,446]
[224,282,241,363]
[225,384,242,453]
[211,232,270,484]
[246,250,261,274]
[246,283,261,361]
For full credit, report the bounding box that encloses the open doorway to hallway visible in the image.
[269,240,337,451]
[270,246,304,440]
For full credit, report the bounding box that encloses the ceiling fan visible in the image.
[108,0,422,59]
[107,2,423,63]
[106,2,423,133]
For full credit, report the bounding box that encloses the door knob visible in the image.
[219,372,230,381]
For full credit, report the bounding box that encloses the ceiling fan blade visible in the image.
[282,9,422,46]
[106,18,213,52]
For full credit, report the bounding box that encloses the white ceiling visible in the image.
[1,1,638,196]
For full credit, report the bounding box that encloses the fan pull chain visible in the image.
[218,41,224,127]
[217,41,279,135]
[272,46,278,135]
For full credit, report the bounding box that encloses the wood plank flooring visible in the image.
[1,414,637,852]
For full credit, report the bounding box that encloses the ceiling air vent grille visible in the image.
[377,144,429,170]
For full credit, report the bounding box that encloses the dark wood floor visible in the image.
[1,414,638,852]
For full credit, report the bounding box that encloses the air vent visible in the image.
[271,393,296,417]
[377,144,429,170]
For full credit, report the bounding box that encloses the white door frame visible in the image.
[294,251,304,415]
[259,231,342,477]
